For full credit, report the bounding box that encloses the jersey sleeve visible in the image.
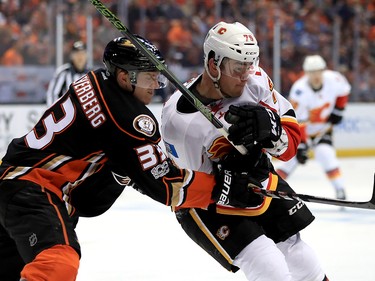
[85,71,217,209]
[258,86,300,161]
[335,71,351,98]
[108,140,216,209]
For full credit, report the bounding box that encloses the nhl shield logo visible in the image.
[133,114,156,137]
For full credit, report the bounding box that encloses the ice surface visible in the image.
[76,157,375,280]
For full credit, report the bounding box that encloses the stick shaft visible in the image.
[252,174,375,210]
[89,0,247,154]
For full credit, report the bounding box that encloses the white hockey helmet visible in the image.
[303,55,326,72]
[203,22,259,69]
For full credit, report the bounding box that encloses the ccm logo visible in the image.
[217,170,232,205]
[288,201,305,215]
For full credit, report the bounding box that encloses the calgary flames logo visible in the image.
[218,27,227,34]
[207,136,232,160]
[216,225,230,240]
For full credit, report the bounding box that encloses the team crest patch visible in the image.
[133,114,156,137]
[216,225,230,240]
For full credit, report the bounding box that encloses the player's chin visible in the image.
[143,92,154,104]
[231,86,245,97]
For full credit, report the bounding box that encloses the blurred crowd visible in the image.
[0,0,374,101]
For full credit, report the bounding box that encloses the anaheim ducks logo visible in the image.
[207,136,232,160]
[120,39,135,47]
[216,225,230,240]
[112,172,132,186]
[133,114,156,137]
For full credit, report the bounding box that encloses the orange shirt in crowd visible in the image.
[1,48,24,66]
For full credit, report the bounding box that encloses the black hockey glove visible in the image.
[296,142,309,164]
[225,105,282,149]
[212,162,264,208]
[219,146,263,172]
[327,112,343,125]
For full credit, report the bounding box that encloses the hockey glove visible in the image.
[220,147,263,172]
[327,112,343,125]
[212,163,264,208]
[296,142,309,164]
[225,105,282,149]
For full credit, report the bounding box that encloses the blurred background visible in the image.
[0,0,374,103]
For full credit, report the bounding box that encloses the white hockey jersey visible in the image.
[288,70,351,138]
[161,67,300,216]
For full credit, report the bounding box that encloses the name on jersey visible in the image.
[73,75,106,128]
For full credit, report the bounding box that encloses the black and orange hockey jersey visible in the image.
[0,69,216,215]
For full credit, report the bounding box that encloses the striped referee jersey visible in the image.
[46,62,89,106]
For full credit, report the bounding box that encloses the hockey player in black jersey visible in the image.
[0,36,259,281]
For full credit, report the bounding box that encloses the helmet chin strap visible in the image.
[131,84,136,94]
[204,64,228,99]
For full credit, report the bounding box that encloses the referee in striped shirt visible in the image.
[46,41,90,106]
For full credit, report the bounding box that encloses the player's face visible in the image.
[218,74,247,98]
[133,85,155,105]
[71,50,87,71]
[221,58,256,81]
[134,71,166,90]
[132,71,167,105]
[219,59,251,97]
[134,87,155,105]
[306,70,323,90]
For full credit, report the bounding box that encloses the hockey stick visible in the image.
[90,0,375,210]
[250,173,375,210]
[88,0,247,155]
[310,123,332,146]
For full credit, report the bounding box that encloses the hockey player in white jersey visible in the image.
[276,55,351,200]
[162,22,328,281]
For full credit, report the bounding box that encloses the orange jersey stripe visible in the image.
[178,172,215,209]
[42,187,70,245]
[326,168,341,179]
[299,123,308,143]
[279,117,301,161]
[335,95,349,109]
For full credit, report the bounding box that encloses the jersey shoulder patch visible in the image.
[133,114,157,137]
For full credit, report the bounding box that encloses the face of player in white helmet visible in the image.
[220,58,256,81]
[203,22,259,98]
[306,70,323,90]
[203,58,247,98]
